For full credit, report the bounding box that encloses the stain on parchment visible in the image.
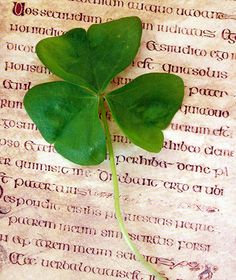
[0,205,11,217]
[0,245,7,271]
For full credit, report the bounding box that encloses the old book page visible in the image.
[0,0,235,279]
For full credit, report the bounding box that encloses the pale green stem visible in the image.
[100,98,165,280]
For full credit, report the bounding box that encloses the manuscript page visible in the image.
[0,1,235,279]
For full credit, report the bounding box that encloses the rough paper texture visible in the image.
[0,1,235,279]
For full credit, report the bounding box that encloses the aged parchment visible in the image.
[0,1,235,279]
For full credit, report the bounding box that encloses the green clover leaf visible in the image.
[105,73,184,153]
[23,17,184,280]
[24,17,145,165]
[24,81,106,165]
[34,17,142,92]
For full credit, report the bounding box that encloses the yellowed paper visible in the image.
[0,0,235,279]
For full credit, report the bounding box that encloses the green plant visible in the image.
[24,16,184,279]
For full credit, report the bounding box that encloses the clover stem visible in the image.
[100,98,165,280]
